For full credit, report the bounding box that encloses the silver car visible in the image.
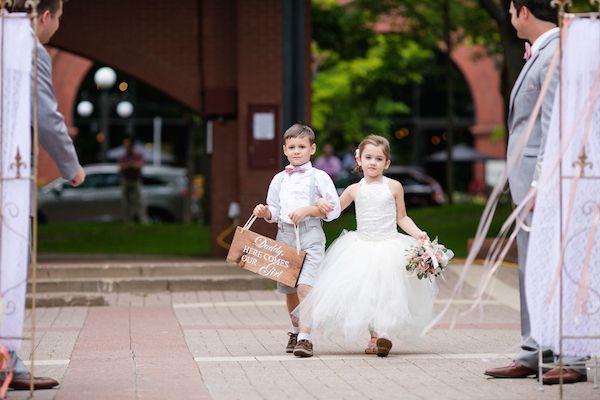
[38,164,199,223]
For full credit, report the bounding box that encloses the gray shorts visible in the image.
[276,218,325,294]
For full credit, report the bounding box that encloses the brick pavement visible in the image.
[6,265,599,399]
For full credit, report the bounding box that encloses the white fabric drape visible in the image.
[0,13,33,351]
[525,16,600,357]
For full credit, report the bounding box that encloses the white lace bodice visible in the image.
[355,177,398,240]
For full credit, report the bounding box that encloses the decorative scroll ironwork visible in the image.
[572,147,593,177]
[551,0,573,10]
[0,0,14,12]
[8,148,27,179]
[0,0,39,14]
[24,0,39,17]
[0,7,40,395]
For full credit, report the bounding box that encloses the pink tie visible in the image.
[285,166,305,174]
[523,42,532,61]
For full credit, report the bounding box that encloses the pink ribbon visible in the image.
[523,42,532,61]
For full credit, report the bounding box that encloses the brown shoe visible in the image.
[293,339,313,357]
[484,362,537,378]
[542,367,587,385]
[286,332,298,353]
[376,338,392,357]
[5,374,59,390]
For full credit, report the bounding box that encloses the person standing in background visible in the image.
[314,143,342,182]
[118,138,146,223]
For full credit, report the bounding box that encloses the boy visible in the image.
[254,124,341,357]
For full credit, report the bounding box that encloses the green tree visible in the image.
[312,35,432,147]
[355,0,596,110]
[312,0,432,148]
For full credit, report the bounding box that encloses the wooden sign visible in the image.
[226,216,305,288]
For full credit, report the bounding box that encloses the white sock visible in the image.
[292,327,300,334]
[298,332,312,342]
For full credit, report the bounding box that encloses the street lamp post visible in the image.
[94,67,117,161]
[77,67,134,162]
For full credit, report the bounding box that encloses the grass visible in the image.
[38,203,511,258]
[38,223,212,256]
[323,203,511,257]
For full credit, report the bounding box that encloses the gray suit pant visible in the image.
[515,220,553,369]
[7,351,29,378]
[515,214,586,373]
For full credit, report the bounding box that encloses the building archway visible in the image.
[37,49,92,186]
[44,0,312,257]
[451,44,506,188]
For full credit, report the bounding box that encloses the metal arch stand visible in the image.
[0,0,41,398]
[534,1,600,398]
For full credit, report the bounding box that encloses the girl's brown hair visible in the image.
[353,135,391,174]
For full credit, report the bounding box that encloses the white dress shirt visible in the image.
[531,27,559,58]
[266,162,341,224]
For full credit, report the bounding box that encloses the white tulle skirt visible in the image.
[297,230,437,343]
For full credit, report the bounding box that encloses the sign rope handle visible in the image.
[294,224,301,255]
[242,214,258,231]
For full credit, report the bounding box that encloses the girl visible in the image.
[298,134,437,357]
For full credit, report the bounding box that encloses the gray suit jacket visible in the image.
[35,41,80,181]
[506,30,559,205]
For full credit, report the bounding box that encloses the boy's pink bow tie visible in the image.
[523,42,532,61]
[285,166,305,174]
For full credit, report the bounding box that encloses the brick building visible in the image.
[44,0,504,256]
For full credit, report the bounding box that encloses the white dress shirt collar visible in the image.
[286,161,313,171]
[531,27,559,57]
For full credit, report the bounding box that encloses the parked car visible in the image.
[38,164,199,223]
[385,166,445,206]
[336,166,445,207]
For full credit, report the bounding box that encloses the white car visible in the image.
[38,164,199,223]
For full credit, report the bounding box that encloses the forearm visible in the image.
[397,216,424,239]
[303,205,324,218]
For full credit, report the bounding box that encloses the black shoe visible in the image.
[286,332,298,353]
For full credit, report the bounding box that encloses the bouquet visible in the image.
[405,235,454,280]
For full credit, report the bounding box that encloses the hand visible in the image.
[288,207,310,225]
[316,198,334,215]
[70,166,85,187]
[253,204,270,219]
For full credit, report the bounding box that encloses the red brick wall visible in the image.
[236,0,283,228]
[202,0,240,255]
[51,0,202,112]
[452,44,506,188]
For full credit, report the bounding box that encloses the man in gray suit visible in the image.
[2,0,85,391]
[484,0,586,385]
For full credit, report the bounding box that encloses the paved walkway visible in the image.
[7,264,599,399]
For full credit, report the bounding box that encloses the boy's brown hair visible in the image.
[283,124,316,144]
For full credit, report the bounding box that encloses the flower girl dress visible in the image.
[301,177,437,343]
